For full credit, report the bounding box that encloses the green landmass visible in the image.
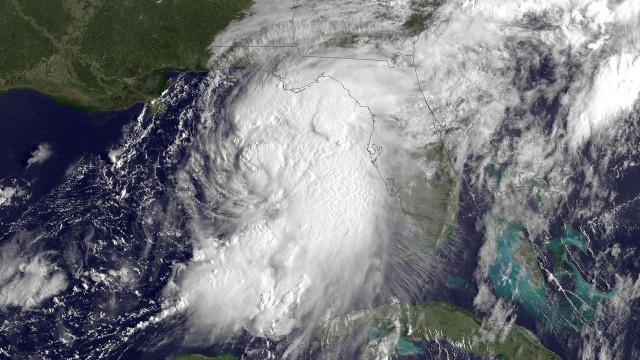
[316,302,560,360]
[402,0,445,35]
[174,354,235,360]
[512,231,545,286]
[400,141,459,253]
[0,0,252,111]
[324,33,360,48]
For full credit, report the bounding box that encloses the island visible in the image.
[317,302,560,359]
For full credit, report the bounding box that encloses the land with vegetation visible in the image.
[402,0,445,35]
[0,0,252,110]
[317,302,560,359]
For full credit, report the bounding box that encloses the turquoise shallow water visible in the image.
[488,220,614,331]
[446,276,468,290]
[485,164,508,187]
[545,228,614,323]
[366,328,424,356]
[395,338,424,356]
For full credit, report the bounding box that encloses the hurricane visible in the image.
[1,0,640,359]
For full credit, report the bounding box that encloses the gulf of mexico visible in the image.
[0,89,141,228]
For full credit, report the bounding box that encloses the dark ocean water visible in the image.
[0,73,229,359]
[0,89,141,227]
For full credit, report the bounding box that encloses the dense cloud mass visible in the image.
[0,0,639,358]
[173,75,391,340]
[171,0,640,356]
[0,248,67,310]
[27,143,53,166]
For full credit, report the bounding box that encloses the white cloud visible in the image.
[0,185,25,207]
[175,76,392,341]
[568,54,640,150]
[27,142,53,166]
[0,251,68,310]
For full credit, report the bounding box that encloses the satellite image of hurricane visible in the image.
[1,0,640,359]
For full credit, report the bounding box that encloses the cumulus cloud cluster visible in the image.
[0,247,67,310]
[568,53,640,149]
[27,142,53,166]
[0,185,25,207]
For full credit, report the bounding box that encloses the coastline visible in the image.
[0,0,252,113]
[0,74,168,113]
[0,69,192,113]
